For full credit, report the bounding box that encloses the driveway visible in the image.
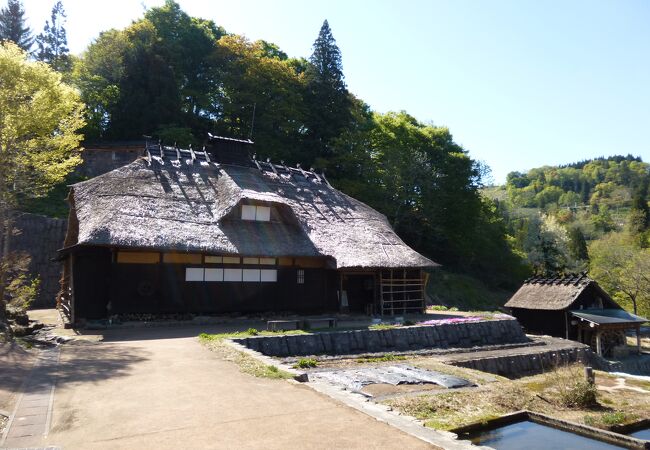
[21,326,431,449]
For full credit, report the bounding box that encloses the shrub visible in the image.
[601,411,628,426]
[428,305,449,311]
[294,358,318,369]
[246,328,259,336]
[557,379,598,408]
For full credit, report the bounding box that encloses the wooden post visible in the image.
[595,330,602,356]
[564,312,569,339]
[584,366,595,384]
[70,252,76,326]
[636,325,642,355]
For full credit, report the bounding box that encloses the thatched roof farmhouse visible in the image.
[505,274,647,356]
[59,137,437,324]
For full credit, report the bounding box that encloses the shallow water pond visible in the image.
[629,428,650,441]
[462,420,625,450]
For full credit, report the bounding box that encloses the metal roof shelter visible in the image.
[570,309,647,326]
[505,274,648,357]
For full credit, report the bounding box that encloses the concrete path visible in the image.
[25,327,433,449]
[1,348,58,448]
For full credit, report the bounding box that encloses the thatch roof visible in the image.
[504,274,617,311]
[65,145,437,270]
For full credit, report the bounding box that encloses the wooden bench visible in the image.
[266,319,301,332]
[303,317,337,329]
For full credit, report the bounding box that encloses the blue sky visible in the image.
[21,0,650,183]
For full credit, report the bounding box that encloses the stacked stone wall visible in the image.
[76,147,142,178]
[235,319,528,357]
[12,213,67,308]
[450,346,591,378]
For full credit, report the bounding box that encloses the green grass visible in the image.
[252,364,293,379]
[368,324,398,330]
[356,354,407,364]
[199,330,301,380]
[199,329,306,342]
[426,269,512,310]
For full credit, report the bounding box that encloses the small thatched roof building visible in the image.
[505,274,647,356]
[59,137,437,323]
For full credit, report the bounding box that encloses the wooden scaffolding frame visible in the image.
[379,269,424,315]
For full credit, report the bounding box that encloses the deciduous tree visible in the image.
[589,232,650,316]
[0,42,84,327]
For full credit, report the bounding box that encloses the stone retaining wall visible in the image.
[449,346,592,378]
[234,319,528,357]
[12,213,67,308]
[597,354,650,376]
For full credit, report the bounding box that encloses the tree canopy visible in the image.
[0,41,85,324]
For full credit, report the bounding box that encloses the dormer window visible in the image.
[242,205,270,222]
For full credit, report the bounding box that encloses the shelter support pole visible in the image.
[564,312,569,339]
[636,325,641,355]
[595,330,602,356]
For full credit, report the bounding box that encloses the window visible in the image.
[241,205,271,222]
[117,252,160,264]
[261,269,277,282]
[259,257,276,265]
[204,268,223,281]
[243,257,259,265]
[241,205,256,221]
[204,256,222,264]
[222,256,240,264]
[242,269,261,282]
[185,268,204,281]
[256,206,270,221]
[297,269,305,284]
[224,268,243,282]
[184,267,276,283]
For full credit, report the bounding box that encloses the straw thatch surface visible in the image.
[504,274,614,311]
[67,154,436,269]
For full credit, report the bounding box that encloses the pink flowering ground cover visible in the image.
[417,314,513,326]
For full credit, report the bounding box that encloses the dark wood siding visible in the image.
[72,248,112,320]
[510,309,577,339]
[73,255,338,319]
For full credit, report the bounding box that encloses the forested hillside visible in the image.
[485,156,650,316]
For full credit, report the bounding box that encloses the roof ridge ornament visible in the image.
[174,143,181,161]
[321,169,333,188]
[189,144,196,165]
[251,153,263,172]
